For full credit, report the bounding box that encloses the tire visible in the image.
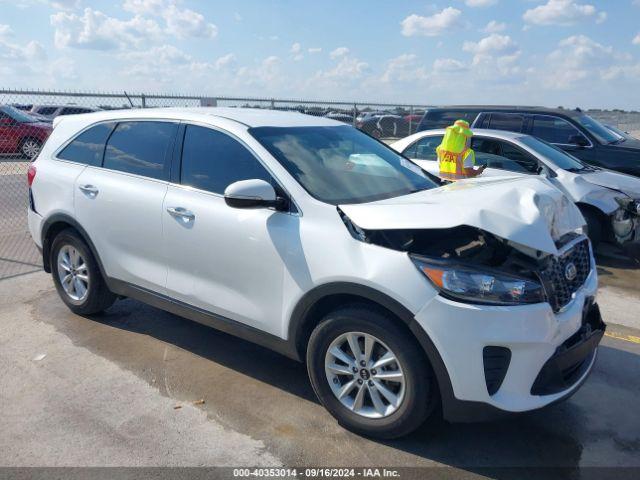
[306,305,437,439]
[580,208,603,248]
[50,229,116,315]
[20,137,42,160]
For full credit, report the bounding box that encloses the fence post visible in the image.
[270,98,275,109]
[409,106,414,133]
[141,94,146,108]
[353,103,357,126]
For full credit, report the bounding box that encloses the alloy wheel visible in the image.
[57,245,90,302]
[22,139,41,159]
[324,331,406,419]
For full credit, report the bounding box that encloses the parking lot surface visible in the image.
[1,253,639,474]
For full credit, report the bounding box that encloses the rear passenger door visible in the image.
[162,124,293,336]
[73,120,178,292]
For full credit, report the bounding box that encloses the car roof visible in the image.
[418,128,528,141]
[426,106,585,118]
[60,107,343,128]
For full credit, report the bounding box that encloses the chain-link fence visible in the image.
[1,88,640,280]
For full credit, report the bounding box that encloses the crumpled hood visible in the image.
[580,170,640,198]
[340,176,585,256]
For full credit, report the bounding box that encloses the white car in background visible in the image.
[392,129,640,249]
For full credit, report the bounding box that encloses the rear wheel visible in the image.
[307,305,436,439]
[51,229,116,315]
[20,138,41,160]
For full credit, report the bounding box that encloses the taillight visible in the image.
[27,164,37,187]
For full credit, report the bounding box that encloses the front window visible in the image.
[574,115,620,144]
[519,136,593,172]
[250,126,438,205]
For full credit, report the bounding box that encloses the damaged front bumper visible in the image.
[414,245,601,420]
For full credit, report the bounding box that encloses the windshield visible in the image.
[0,105,38,123]
[519,136,594,172]
[250,126,438,204]
[574,115,620,144]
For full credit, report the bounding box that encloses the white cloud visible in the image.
[482,20,506,33]
[0,24,13,37]
[634,33,640,46]
[163,4,217,39]
[308,47,322,54]
[0,37,46,61]
[463,33,518,57]
[329,47,349,59]
[464,0,497,7]
[544,35,614,88]
[523,0,606,26]
[433,58,467,73]
[381,54,428,83]
[50,8,162,50]
[401,7,463,37]
[122,0,164,15]
[214,53,236,70]
[290,42,303,61]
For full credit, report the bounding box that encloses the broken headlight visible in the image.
[411,255,546,306]
[615,197,640,215]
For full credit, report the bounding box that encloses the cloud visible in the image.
[122,0,164,15]
[482,20,506,33]
[50,0,81,10]
[50,8,162,50]
[401,7,463,37]
[464,0,497,7]
[523,0,607,26]
[214,53,236,70]
[329,47,349,59]
[463,33,518,57]
[0,24,13,37]
[163,4,217,39]
[634,33,640,46]
[433,58,467,73]
[544,35,614,88]
[290,42,303,61]
[380,54,428,83]
[0,37,46,62]
[308,47,322,54]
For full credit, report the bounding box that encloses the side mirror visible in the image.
[224,179,282,210]
[568,134,589,147]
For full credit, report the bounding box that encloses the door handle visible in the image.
[166,207,195,221]
[79,184,99,196]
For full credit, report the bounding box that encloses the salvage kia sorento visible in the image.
[27,108,605,438]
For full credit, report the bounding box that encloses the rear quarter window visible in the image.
[488,113,524,133]
[57,122,115,166]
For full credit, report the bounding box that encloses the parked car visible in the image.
[28,108,604,438]
[393,129,640,250]
[355,111,388,123]
[30,105,99,119]
[324,112,353,124]
[416,106,640,177]
[357,115,411,139]
[0,105,53,159]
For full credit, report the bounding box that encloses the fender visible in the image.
[40,213,109,282]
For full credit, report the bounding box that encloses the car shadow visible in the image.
[86,298,640,474]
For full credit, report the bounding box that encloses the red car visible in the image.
[0,105,53,159]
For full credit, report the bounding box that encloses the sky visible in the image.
[0,0,639,109]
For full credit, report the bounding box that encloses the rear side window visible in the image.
[58,122,115,166]
[180,125,272,194]
[103,121,176,180]
[36,107,57,115]
[488,113,524,133]
[531,116,583,145]
[403,136,443,160]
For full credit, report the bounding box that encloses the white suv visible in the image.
[27,108,605,438]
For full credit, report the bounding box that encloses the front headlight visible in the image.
[411,255,546,306]
[615,196,640,215]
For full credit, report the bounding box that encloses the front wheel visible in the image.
[306,305,437,439]
[581,208,603,248]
